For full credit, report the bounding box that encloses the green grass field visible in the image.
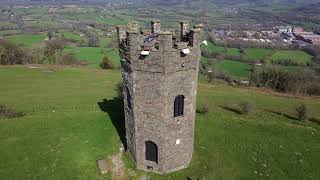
[204,42,313,65]
[55,31,83,41]
[0,21,18,28]
[245,48,274,61]
[204,41,225,53]
[5,34,47,47]
[204,41,240,56]
[64,47,119,67]
[0,66,319,179]
[0,30,21,36]
[271,50,312,65]
[202,43,314,80]
[216,60,252,79]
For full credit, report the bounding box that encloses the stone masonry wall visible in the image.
[117,21,203,174]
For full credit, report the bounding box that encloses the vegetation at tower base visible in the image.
[296,103,308,121]
[0,105,25,119]
[116,20,204,174]
[238,101,256,115]
[100,56,114,69]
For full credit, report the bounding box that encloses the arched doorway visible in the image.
[145,141,158,164]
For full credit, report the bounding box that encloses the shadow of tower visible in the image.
[97,98,127,149]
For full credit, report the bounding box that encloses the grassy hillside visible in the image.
[0,66,319,179]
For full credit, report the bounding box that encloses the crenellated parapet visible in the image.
[116,21,204,60]
[116,21,204,74]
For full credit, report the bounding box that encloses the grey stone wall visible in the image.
[117,21,203,174]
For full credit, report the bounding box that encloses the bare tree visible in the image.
[41,38,67,64]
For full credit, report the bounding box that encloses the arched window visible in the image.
[126,87,132,110]
[174,95,184,117]
[145,141,158,163]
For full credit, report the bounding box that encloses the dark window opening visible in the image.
[174,95,184,117]
[139,55,147,60]
[126,87,132,110]
[145,141,158,164]
[180,52,187,57]
[155,43,159,50]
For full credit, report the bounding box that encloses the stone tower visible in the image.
[116,20,204,174]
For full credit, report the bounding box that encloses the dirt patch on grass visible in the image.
[98,147,125,179]
[0,105,25,119]
[110,147,125,179]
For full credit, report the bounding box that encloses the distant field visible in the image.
[6,34,46,46]
[279,65,305,71]
[0,30,21,36]
[204,41,240,56]
[204,41,225,53]
[245,48,274,61]
[55,31,83,41]
[227,48,241,56]
[0,21,18,28]
[0,66,319,179]
[216,60,252,79]
[64,47,119,67]
[64,47,104,66]
[25,20,64,29]
[271,50,312,64]
[99,37,113,48]
[204,43,313,67]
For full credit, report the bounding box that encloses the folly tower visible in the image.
[116,20,203,174]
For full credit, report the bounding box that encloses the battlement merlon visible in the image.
[151,20,161,34]
[116,25,126,45]
[179,21,190,41]
[189,24,204,47]
[116,21,204,53]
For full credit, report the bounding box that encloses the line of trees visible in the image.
[0,38,81,65]
[250,66,320,96]
[200,60,320,96]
